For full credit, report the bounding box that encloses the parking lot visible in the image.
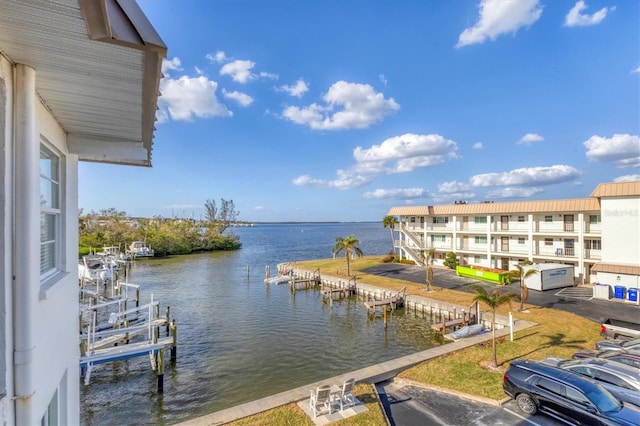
[377,381,564,426]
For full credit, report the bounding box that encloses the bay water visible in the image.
[80,222,441,425]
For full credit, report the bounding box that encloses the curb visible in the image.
[391,377,512,407]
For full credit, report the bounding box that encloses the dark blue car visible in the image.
[503,359,640,425]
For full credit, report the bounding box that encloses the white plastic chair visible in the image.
[309,385,333,417]
[334,378,356,410]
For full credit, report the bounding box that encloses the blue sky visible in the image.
[78,0,640,222]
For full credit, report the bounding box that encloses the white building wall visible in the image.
[0,51,15,426]
[601,198,640,264]
[0,59,79,425]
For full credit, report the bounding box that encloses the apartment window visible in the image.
[518,237,525,244]
[40,144,61,277]
[474,216,487,224]
[544,238,553,246]
[544,215,553,222]
[431,235,446,242]
[585,239,601,250]
[589,214,601,224]
[433,217,449,224]
[410,217,416,223]
[517,216,525,222]
[475,236,487,244]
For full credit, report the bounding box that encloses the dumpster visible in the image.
[593,283,611,300]
[628,288,638,302]
[614,285,626,299]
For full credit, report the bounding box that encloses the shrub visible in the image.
[443,252,459,269]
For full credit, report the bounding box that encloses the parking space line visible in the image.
[503,407,544,426]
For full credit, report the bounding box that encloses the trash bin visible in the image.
[628,288,638,302]
[614,285,626,299]
[593,283,611,300]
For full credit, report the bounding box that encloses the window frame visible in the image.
[39,141,64,283]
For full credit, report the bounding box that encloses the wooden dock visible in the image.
[364,287,406,312]
[320,278,356,299]
[431,301,479,333]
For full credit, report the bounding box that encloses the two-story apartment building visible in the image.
[388,181,640,291]
[1,1,166,424]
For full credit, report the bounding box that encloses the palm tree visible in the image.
[470,285,519,368]
[333,235,363,277]
[382,215,399,254]
[510,262,538,311]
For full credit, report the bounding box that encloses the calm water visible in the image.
[80,223,441,425]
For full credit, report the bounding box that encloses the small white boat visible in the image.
[445,323,485,341]
[128,241,154,258]
[78,255,115,282]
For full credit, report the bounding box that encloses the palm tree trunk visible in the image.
[346,251,351,276]
[492,311,497,367]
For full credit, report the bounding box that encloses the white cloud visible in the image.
[632,66,640,74]
[222,89,254,107]
[472,142,484,149]
[456,0,542,48]
[517,133,544,144]
[282,81,399,130]
[157,75,232,122]
[470,165,581,187]
[614,174,640,182]
[354,133,458,165]
[162,57,183,75]
[363,188,425,199]
[431,192,477,203]
[486,187,544,198]
[564,1,613,27]
[206,51,228,63]
[439,181,471,193]
[379,74,388,86]
[254,205,264,211]
[584,133,640,168]
[276,79,309,98]
[259,71,279,80]
[220,60,256,83]
[293,133,458,191]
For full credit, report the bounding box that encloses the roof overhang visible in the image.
[0,0,167,166]
[592,263,640,276]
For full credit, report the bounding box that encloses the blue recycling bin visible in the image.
[614,285,626,299]
[628,288,638,302]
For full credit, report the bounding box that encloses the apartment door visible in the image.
[462,216,468,230]
[501,258,509,270]
[501,236,509,252]
[501,215,509,231]
[564,214,574,232]
[564,239,575,256]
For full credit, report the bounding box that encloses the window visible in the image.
[41,388,58,426]
[410,217,416,223]
[565,387,589,405]
[544,215,553,222]
[474,216,487,224]
[431,235,446,242]
[474,236,487,244]
[585,239,601,250]
[518,238,525,244]
[433,217,449,224]
[544,238,553,246]
[518,216,525,222]
[589,214,601,224]
[40,144,61,277]
[537,378,564,396]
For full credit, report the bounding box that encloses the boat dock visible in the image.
[79,280,177,393]
[430,301,479,333]
[364,287,406,312]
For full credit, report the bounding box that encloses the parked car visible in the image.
[596,338,640,352]
[573,349,640,370]
[541,357,640,407]
[503,359,640,425]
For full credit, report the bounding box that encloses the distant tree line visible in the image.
[79,199,241,257]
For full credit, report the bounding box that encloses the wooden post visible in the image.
[383,307,387,327]
[170,320,177,363]
[157,349,165,393]
[136,287,140,308]
[246,264,250,278]
[165,306,170,336]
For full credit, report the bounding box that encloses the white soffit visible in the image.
[0,0,166,166]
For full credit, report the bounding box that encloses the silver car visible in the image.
[542,357,640,407]
[596,337,640,352]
